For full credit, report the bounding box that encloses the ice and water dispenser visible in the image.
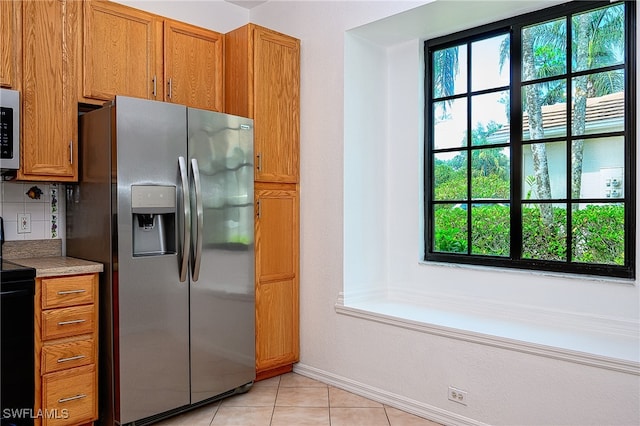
[131,185,176,256]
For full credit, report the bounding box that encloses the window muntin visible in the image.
[425,1,635,278]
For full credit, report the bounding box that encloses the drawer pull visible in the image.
[57,319,86,326]
[57,355,86,363]
[57,289,86,295]
[58,394,87,403]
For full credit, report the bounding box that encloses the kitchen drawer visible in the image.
[41,338,95,374]
[42,364,97,426]
[41,305,95,340]
[42,274,96,309]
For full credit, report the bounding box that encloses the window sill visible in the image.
[335,293,640,375]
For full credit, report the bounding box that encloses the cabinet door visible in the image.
[253,26,300,183]
[0,0,20,88]
[256,278,298,371]
[164,19,223,111]
[254,188,299,372]
[20,0,78,181]
[83,0,162,102]
[42,364,97,426]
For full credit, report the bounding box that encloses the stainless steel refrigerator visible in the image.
[66,96,255,425]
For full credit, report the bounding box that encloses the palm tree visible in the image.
[432,46,459,114]
[431,2,625,227]
[571,5,625,199]
[521,20,563,226]
[514,3,624,224]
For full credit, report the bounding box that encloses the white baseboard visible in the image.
[293,363,488,426]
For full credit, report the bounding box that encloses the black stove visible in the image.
[1,257,36,426]
[1,258,36,282]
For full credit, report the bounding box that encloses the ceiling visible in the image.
[224,0,267,9]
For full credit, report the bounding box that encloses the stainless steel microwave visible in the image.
[0,88,20,172]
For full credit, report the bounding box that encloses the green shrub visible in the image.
[572,204,624,265]
[433,204,624,265]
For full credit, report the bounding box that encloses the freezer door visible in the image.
[115,96,191,423]
[187,108,255,403]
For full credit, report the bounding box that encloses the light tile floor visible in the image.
[154,373,442,426]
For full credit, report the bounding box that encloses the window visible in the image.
[424,1,635,278]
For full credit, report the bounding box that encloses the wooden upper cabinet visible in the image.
[1,0,21,89]
[81,3,223,110]
[82,0,162,102]
[20,0,78,181]
[164,19,223,111]
[225,24,300,183]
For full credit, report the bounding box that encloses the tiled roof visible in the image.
[524,91,624,129]
[490,91,624,140]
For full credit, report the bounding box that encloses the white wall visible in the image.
[248,1,640,425]
[114,0,249,33]
[343,32,390,299]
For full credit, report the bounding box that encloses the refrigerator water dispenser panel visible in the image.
[131,185,176,256]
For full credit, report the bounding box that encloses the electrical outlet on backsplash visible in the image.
[0,181,65,241]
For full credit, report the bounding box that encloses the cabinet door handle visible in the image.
[69,141,73,164]
[167,78,172,99]
[256,152,262,171]
[256,199,261,219]
[57,355,85,363]
[58,394,87,403]
[152,75,157,97]
[57,319,86,326]
[57,289,86,295]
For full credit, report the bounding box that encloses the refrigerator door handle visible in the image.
[190,158,204,282]
[178,156,191,283]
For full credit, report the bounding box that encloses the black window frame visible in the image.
[424,0,636,279]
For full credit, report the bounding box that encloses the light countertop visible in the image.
[13,256,103,278]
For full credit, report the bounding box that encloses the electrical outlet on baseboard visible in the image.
[448,386,468,406]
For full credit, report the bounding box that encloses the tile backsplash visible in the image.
[0,181,65,241]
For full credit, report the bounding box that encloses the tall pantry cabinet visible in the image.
[225,24,301,380]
